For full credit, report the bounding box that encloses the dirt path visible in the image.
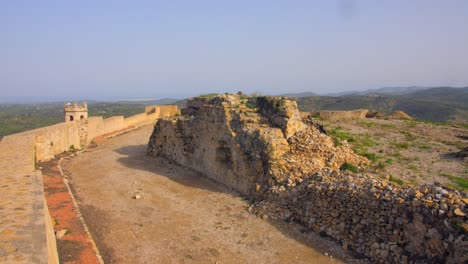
[61,125,358,264]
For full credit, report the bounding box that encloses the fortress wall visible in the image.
[124,113,149,127]
[84,117,104,144]
[0,105,178,263]
[33,122,81,162]
[144,105,157,114]
[320,109,368,120]
[0,104,178,169]
[103,116,125,134]
[158,105,180,117]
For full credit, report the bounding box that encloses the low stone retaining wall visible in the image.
[320,109,368,120]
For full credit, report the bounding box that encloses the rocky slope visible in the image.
[147,94,467,263]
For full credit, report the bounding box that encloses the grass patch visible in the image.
[440,173,468,191]
[400,130,417,141]
[392,142,409,149]
[363,152,378,162]
[340,162,359,173]
[329,129,355,145]
[380,124,397,130]
[418,144,431,150]
[376,162,386,170]
[199,93,220,98]
[389,175,404,186]
[408,165,418,171]
[405,120,418,128]
[358,121,376,127]
[359,134,376,147]
[385,158,393,164]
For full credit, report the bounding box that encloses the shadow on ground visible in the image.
[113,143,367,263]
[114,144,229,194]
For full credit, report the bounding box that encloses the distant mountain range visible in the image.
[294,87,468,123]
[280,86,464,98]
[109,98,180,105]
[278,92,318,98]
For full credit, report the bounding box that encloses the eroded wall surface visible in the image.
[320,109,368,120]
[148,95,467,263]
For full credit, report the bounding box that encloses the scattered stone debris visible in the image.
[147,94,467,263]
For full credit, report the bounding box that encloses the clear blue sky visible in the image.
[1,0,467,100]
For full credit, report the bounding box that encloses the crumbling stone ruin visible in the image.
[147,94,467,263]
[319,109,368,120]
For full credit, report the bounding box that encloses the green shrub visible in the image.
[440,173,468,191]
[363,152,378,162]
[389,175,404,185]
[340,162,359,173]
[329,129,355,142]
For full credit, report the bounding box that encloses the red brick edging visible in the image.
[42,157,103,264]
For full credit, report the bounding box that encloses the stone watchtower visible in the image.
[64,101,88,122]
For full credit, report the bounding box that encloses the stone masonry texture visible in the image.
[148,94,467,263]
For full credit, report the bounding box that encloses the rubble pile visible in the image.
[147,94,467,263]
[254,169,467,263]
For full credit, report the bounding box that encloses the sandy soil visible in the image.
[61,125,365,264]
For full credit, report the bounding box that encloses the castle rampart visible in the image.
[0,104,179,263]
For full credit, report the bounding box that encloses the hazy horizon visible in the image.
[2,1,468,100]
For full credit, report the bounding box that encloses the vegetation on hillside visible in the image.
[295,87,468,123]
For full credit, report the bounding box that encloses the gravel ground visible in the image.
[62,125,366,264]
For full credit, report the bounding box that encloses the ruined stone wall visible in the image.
[148,95,367,197]
[148,95,466,263]
[149,107,260,195]
[320,109,368,120]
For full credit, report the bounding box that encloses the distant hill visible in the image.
[109,98,180,105]
[278,92,318,98]
[295,87,468,123]
[328,86,431,96]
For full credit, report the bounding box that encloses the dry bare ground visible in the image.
[62,125,367,264]
[319,118,467,190]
